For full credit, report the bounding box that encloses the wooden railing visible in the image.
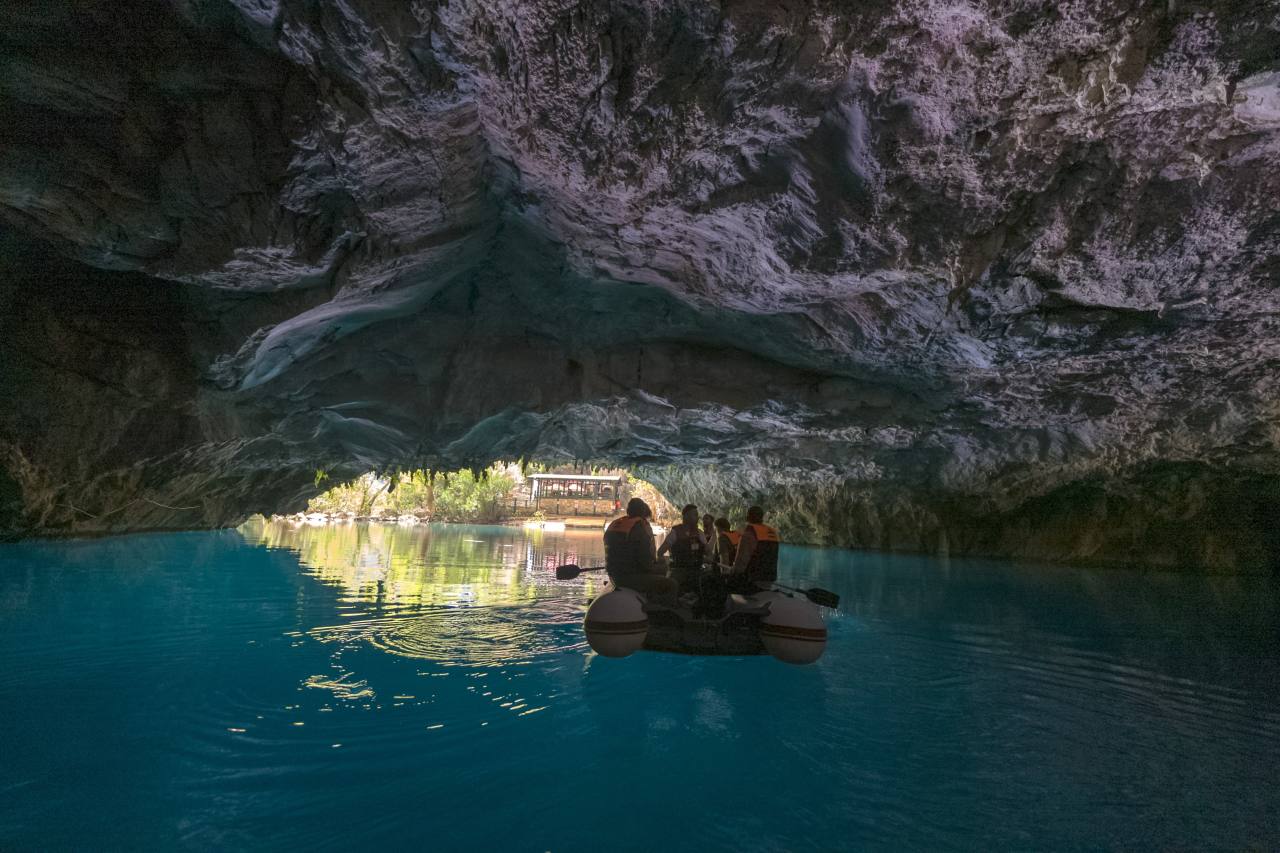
[507,496,618,518]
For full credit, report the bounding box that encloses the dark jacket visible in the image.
[604,515,654,578]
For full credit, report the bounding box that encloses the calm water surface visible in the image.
[1,521,1277,851]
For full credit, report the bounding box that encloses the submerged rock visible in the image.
[1,0,1278,570]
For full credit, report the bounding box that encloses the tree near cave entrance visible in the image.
[306,467,519,523]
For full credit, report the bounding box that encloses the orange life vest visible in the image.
[718,530,742,565]
[742,523,780,583]
[605,515,643,535]
[604,515,651,577]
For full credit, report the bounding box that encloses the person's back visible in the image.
[604,498,676,599]
[730,505,779,590]
[604,513,651,578]
[714,517,739,567]
[691,515,744,617]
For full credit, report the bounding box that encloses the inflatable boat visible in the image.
[580,580,830,665]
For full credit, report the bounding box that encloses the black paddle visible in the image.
[713,564,839,609]
[772,583,841,609]
[558,562,839,608]
[554,563,607,580]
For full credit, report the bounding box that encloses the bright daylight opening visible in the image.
[273,464,678,529]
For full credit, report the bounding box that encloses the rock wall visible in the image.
[1,0,1278,570]
[647,461,1280,572]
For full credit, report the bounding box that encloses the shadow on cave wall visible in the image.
[0,230,331,538]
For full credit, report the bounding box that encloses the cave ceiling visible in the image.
[2,0,1279,566]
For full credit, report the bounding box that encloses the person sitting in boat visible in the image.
[700,513,717,563]
[687,515,746,618]
[604,498,677,599]
[726,506,780,593]
[714,517,739,567]
[656,504,708,590]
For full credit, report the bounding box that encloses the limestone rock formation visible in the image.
[2,0,1279,570]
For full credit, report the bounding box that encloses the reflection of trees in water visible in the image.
[242,520,607,611]
[522,529,599,574]
[238,520,611,667]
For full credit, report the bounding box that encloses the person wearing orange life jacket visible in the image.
[700,513,717,564]
[689,513,752,617]
[727,505,780,593]
[714,517,739,567]
[604,498,677,599]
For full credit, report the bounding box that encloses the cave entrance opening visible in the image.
[282,464,676,529]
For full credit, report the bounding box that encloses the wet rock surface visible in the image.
[2,0,1278,570]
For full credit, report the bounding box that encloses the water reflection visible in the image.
[240,519,608,666]
[3,527,1279,850]
[786,546,1280,699]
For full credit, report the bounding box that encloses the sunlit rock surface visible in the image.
[2,0,1279,570]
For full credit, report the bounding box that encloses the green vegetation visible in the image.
[306,466,517,523]
[303,463,678,526]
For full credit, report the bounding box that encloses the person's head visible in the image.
[746,505,765,524]
[681,504,699,526]
[715,517,731,532]
[702,513,714,530]
[626,497,651,518]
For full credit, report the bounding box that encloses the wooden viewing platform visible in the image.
[509,473,626,527]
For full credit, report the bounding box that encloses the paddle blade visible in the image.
[804,587,840,609]
[555,564,581,580]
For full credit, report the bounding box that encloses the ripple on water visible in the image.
[308,599,589,667]
[3,524,1278,852]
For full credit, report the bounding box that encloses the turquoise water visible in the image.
[1,521,1277,851]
